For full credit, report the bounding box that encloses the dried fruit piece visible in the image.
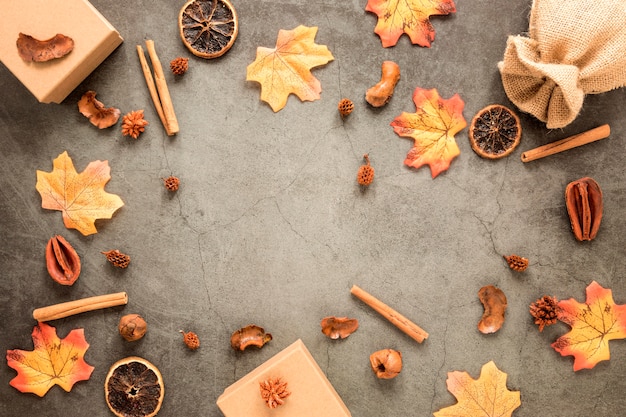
[338,98,354,117]
[391,87,466,178]
[180,330,200,350]
[469,104,522,159]
[477,285,507,334]
[503,254,528,272]
[78,91,121,129]
[365,61,400,107]
[118,314,147,342]
[320,316,359,339]
[433,361,521,417]
[102,250,131,268]
[529,295,559,332]
[179,0,238,59]
[170,57,189,75]
[246,25,334,112]
[365,0,457,48]
[163,176,180,191]
[35,151,125,236]
[16,33,74,62]
[105,356,164,417]
[259,377,291,408]
[121,110,149,139]
[230,324,272,351]
[565,177,603,241]
[45,235,81,285]
[357,154,375,186]
[6,322,94,396]
[369,349,402,379]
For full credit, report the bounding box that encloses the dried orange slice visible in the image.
[469,104,522,159]
[105,356,164,417]
[178,0,238,59]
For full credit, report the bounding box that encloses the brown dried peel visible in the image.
[477,285,507,334]
[78,91,121,129]
[17,33,74,62]
[320,316,359,339]
[230,324,272,351]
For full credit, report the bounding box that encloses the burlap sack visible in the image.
[498,0,626,128]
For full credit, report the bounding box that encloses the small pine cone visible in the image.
[357,154,374,186]
[170,57,189,75]
[102,249,131,268]
[503,254,529,272]
[338,98,354,117]
[529,295,559,332]
[180,330,200,350]
[163,176,180,191]
[121,110,149,139]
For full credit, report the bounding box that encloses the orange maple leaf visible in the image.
[6,322,94,397]
[390,87,466,178]
[36,151,124,236]
[246,25,334,112]
[365,0,457,48]
[552,281,626,371]
[434,361,521,417]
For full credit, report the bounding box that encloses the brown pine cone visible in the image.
[503,254,529,272]
[121,110,148,139]
[338,98,354,118]
[102,249,131,268]
[529,295,559,332]
[180,330,200,350]
[163,176,180,191]
[170,57,189,75]
[357,154,374,186]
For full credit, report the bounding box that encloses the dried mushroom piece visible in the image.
[320,316,359,339]
[17,33,74,62]
[78,91,121,129]
[230,324,272,351]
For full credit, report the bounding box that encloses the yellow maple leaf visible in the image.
[434,361,521,417]
[390,87,466,178]
[365,0,457,48]
[36,151,124,236]
[246,25,334,112]
[552,281,626,371]
[6,322,94,397]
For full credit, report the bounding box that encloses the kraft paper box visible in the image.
[0,0,123,103]
[217,339,352,417]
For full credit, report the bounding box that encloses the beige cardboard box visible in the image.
[0,0,123,103]
[217,339,352,417]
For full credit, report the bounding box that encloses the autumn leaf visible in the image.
[391,87,466,178]
[365,0,457,48]
[434,361,521,417]
[552,281,626,371]
[36,151,124,236]
[246,25,334,112]
[6,322,94,396]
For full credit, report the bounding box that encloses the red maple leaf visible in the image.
[6,322,94,396]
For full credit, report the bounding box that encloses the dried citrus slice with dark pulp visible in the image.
[179,0,238,59]
[105,356,164,417]
[469,104,522,159]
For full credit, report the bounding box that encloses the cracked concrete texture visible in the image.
[1,0,626,416]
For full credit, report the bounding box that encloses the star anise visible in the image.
[529,295,559,332]
[121,110,149,139]
[259,377,290,409]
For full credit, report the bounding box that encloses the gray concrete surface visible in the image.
[1,1,625,416]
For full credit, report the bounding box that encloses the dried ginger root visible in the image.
[366,61,400,107]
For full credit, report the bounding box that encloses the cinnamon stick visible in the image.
[145,40,179,135]
[136,45,168,135]
[33,292,128,322]
[351,285,428,343]
[521,124,610,162]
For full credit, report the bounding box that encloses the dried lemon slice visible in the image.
[178,0,239,59]
[105,356,164,417]
[469,104,522,159]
